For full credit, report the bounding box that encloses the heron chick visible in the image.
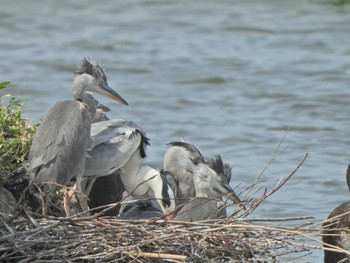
[163,141,243,210]
[174,163,225,221]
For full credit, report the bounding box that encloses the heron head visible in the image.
[207,155,232,183]
[74,57,128,105]
[198,163,242,206]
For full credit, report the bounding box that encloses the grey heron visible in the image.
[82,119,176,218]
[163,141,243,211]
[323,164,350,263]
[174,162,225,221]
[28,58,128,215]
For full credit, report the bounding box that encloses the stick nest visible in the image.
[0,152,334,262]
[0,213,325,263]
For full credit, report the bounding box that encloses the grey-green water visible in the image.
[2,0,350,261]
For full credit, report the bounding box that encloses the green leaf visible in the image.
[0,82,10,90]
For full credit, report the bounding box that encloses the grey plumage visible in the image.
[163,141,242,214]
[174,163,223,221]
[84,120,149,179]
[83,119,176,217]
[28,58,127,215]
[87,108,125,216]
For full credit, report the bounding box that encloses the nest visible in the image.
[0,149,348,262]
[0,213,325,263]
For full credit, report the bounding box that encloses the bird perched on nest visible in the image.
[174,161,227,221]
[28,58,128,215]
[163,141,244,216]
[82,119,175,218]
[323,164,350,263]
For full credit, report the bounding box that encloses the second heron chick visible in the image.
[174,163,226,221]
[163,141,243,209]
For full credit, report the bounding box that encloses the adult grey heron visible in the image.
[82,119,176,218]
[323,164,350,263]
[28,58,128,215]
[163,141,243,210]
[174,162,225,221]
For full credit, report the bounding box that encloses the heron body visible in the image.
[82,119,148,195]
[87,109,125,216]
[174,164,223,221]
[323,165,350,262]
[83,119,175,217]
[163,141,204,198]
[87,172,124,216]
[28,58,128,215]
[85,120,147,176]
[30,101,93,187]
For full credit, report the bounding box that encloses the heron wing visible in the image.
[84,119,146,176]
[164,142,206,197]
[166,141,204,160]
[90,119,145,146]
[29,100,92,186]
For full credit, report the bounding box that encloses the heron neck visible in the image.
[73,74,88,98]
[80,93,97,121]
[194,182,210,198]
[118,150,144,181]
[118,149,148,196]
[120,165,161,198]
[72,75,96,120]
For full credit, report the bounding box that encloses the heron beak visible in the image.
[96,101,111,112]
[103,85,129,105]
[221,182,242,205]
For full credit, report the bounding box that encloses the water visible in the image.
[1,0,350,261]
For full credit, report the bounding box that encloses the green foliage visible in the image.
[0,82,37,179]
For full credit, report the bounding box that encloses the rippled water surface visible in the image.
[2,0,350,261]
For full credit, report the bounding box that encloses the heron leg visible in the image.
[42,194,49,216]
[63,184,77,217]
[75,175,90,214]
[83,177,97,197]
